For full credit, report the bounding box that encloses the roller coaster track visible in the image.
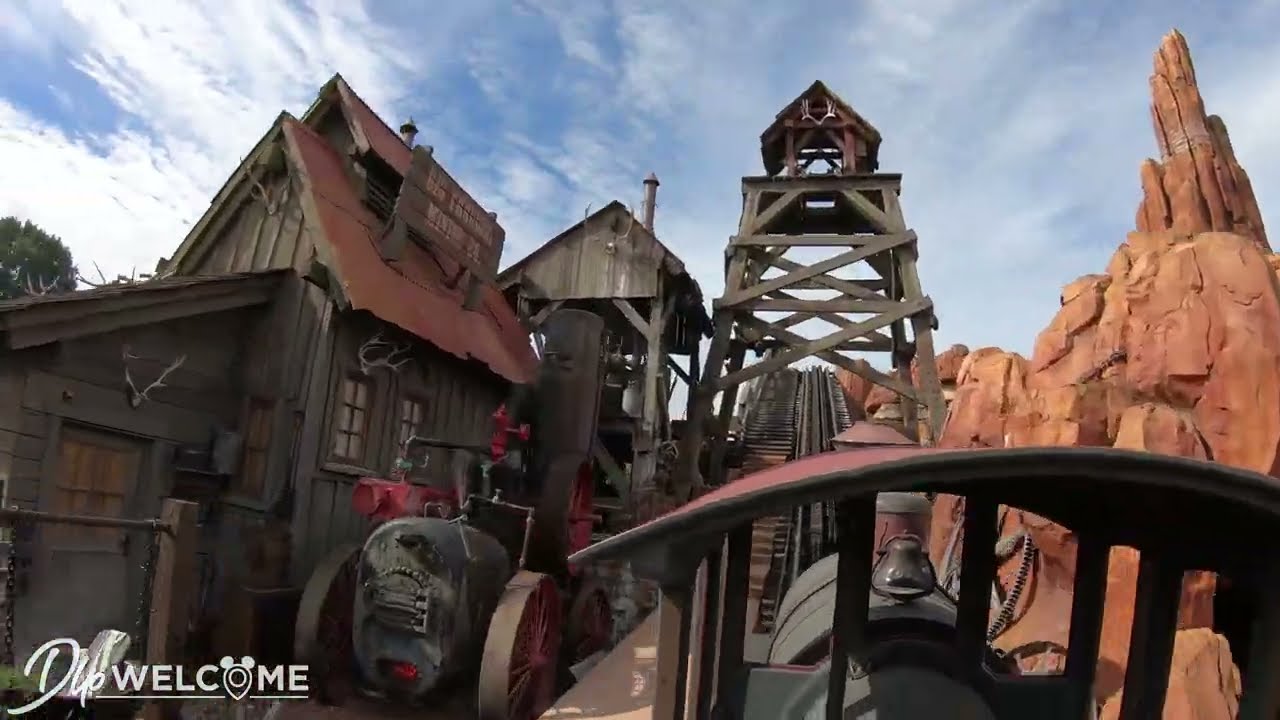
[741,367,854,634]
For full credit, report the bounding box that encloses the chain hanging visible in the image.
[4,519,17,667]
[132,523,160,661]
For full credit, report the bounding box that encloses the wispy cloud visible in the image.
[1,0,1278,361]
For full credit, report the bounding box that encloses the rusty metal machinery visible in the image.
[292,309,614,720]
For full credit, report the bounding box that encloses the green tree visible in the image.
[0,216,77,300]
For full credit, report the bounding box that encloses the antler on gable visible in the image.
[357,331,412,375]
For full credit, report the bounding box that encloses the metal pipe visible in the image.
[0,507,168,532]
[399,117,418,147]
[642,173,660,232]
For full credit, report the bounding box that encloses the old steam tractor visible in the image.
[294,309,613,720]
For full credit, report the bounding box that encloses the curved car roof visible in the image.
[570,446,1280,584]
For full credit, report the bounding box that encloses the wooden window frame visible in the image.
[330,373,374,465]
[396,395,428,451]
[233,397,274,499]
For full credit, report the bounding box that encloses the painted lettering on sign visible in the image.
[419,160,503,272]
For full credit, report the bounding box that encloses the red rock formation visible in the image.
[834,359,875,418]
[932,29,1271,709]
[1136,30,1268,253]
[844,344,970,445]
[1098,628,1241,720]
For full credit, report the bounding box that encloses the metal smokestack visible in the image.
[399,117,418,147]
[641,172,659,232]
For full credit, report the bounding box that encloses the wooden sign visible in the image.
[387,145,506,278]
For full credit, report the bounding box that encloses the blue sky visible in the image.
[1,0,1278,359]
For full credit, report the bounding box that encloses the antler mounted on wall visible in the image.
[357,331,412,375]
[583,202,637,257]
[122,346,187,408]
[799,98,836,124]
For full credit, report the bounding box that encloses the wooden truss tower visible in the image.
[676,80,947,499]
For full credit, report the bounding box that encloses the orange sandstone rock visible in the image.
[1136,30,1268,253]
[1098,628,1240,720]
[931,29,1272,709]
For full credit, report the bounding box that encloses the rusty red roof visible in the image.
[282,116,535,384]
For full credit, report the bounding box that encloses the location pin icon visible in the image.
[219,656,254,701]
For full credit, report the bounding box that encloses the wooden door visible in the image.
[21,425,147,659]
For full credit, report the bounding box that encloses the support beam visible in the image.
[666,355,692,385]
[736,315,919,399]
[613,298,653,338]
[718,232,915,307]
[714,297,929,390]
[732,231,914,248]
[592,440,628,496]
[526,299,563,330]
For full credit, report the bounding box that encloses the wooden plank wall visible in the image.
[0,362,41,510]
[516,205,664,300]
[201,171,310,275]
[289,309,506,579]
[0,308,261,653]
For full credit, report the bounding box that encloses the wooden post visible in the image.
[142,498,199,720]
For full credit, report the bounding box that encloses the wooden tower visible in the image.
[675,80,947,499]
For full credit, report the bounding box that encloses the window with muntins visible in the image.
[332,375,372,462]
[398,397,426,449]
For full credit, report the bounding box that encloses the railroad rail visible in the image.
[741,367,854,634]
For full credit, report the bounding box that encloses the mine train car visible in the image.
[569,446,1280,720]
[293,308,614,720]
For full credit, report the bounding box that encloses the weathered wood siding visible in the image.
[289,310,505,580]
[2,307,262,656]
[0,360,41,510]
[191,169,312,276]
[513,205,664,300]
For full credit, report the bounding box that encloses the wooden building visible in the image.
[498,190,710,523]
[0,73,534,661]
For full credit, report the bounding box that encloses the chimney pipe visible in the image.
[399,117,418,147]
[641,172,660,232]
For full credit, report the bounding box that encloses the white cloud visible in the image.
[0,0,485,278]
[1,0,1278,371]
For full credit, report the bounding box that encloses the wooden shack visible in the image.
[498,196,710,523]
[0,73,533,662]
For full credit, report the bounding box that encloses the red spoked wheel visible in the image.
[293,544,360,705]
[565,580,613,663]
[478,571,563,720]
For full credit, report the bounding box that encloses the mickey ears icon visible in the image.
[218,656,257,670]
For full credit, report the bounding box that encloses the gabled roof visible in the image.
[497,201,711,332]
[0,270,287,350]
[759,80,883,176]
[305,75,413,174]
[498,201,681,283]
[165,115,288,273]
[282,113,535,384]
